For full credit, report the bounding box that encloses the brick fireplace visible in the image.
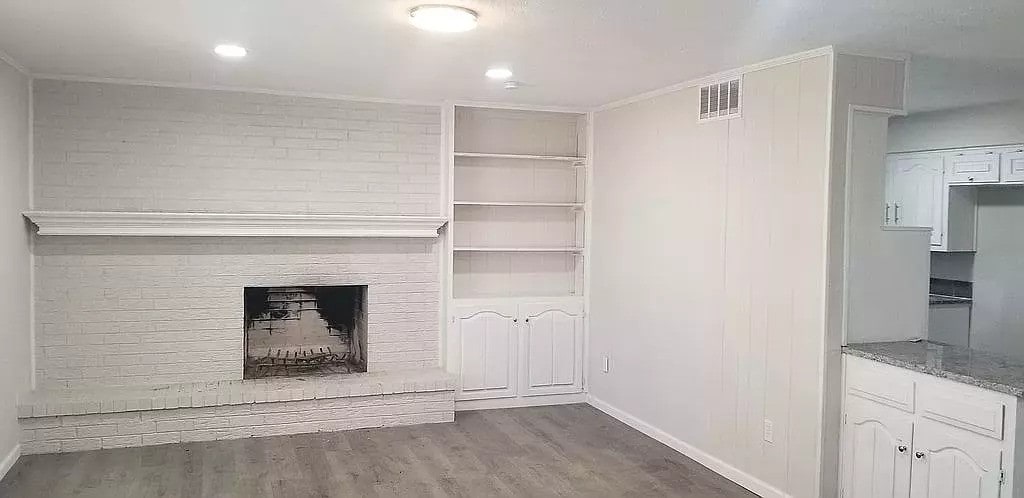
[18,80,455,455]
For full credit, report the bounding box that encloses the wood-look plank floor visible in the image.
[0,404,757,497]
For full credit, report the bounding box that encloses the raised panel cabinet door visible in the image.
[1000,150,1024,183]
[842,397,914,498]
[909,420,1003,498]
[889,155,945,245]
[947,151,1000,184]
[453,304,518,401]
[519,301,584,396]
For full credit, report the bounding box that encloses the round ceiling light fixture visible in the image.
[213,44,247,58]
[485,67,513,79]
[409,5,478,33]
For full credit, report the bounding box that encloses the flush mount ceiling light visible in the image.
[213,44,247,58]
[409,5,478,33]
[485,67,513,79]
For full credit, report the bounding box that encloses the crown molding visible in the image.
[30,73,447,108]
[23,211,448,238]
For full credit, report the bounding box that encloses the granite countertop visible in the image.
[844,340,1024,398]
[928,294,973,305]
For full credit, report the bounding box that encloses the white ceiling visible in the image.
[1,0,1023,109]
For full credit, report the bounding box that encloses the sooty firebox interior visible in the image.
[243,285,367,379]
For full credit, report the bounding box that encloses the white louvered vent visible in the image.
[699,78,741,121]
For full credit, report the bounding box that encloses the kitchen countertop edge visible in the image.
[844,342,1024,398]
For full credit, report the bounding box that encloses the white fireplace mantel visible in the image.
[23,211,448,238]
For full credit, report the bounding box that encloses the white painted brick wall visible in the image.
[31,81,446,390]
[21,391,455,454]
[35,237,440,389]
[33,80,442,215]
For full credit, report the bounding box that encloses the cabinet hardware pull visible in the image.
[914,451,926,460]
[513,318,518,323]
[897,445,908,453]
[894,203,900,224]
[525,318,530,323]
[885,204,891,224]
[968,177,975,182]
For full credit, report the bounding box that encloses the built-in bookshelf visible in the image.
[449,106,589,299]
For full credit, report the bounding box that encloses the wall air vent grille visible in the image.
[699,78,741,121]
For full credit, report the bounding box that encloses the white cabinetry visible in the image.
[1002,150,1024,183]
[948,151,1001,184]
[843,396,914,498]
[451,301,584,402]
[447,106,590,409]
[885,151,977,252]
[520,302,584,396]
[452,304,518,400]
[886,154,945,245]
[842,355,1021,498]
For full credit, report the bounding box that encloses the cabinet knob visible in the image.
[915,451,926,460]
[968,177,975,182]
[525,318,530,323]
[513,318,518,323]
[897,445,908,453]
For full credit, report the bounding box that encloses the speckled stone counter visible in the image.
[844,340,1024,398]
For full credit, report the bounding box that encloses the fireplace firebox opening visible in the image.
[243,285,367,379]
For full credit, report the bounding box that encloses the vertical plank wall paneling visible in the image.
[589,55,831,497]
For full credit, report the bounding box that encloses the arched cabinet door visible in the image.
[519,301,583,396]
[842,397,914,498]
[909,421,1003,498]
[452,304,518,401]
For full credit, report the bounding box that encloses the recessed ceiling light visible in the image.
[409,5,478,33]
[214,44,247,58]
[485,67,513,80]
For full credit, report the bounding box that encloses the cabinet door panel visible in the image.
[843,397,914,498]
[454,305,518,400]
[520,301,583,396]
[888,155,944,246]
[910,421,1002,498]
[1001,150,1024,183]
[947,152,1000,184]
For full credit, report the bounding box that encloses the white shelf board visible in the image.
[23,211,448,238]
[453,201,583,208]
[454,152,586,162]
[453,246,583,253]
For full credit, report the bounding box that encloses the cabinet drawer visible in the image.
[918,381,1006,440]
[846,358,916,412]
[947,151,1000,184]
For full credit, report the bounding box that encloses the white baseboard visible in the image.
[0,443,20,482]
[587,395,792,498]
[456,392,588,412]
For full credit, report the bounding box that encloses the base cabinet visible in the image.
[842,355,1019,498]
[451,300,584,402]
[843,397,914,498]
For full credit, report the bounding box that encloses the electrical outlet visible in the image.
[601,355,610,373]
[763,419,774,443]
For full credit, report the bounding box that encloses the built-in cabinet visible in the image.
[447,106,589,406]
[886,154,945,245]
[451,300,584,401]
[884,144,1024,252]
[842,355,1021,498]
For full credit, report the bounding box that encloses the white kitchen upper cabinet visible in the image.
[520,301,584,396]
[843,396,914,498]
[888,154,945,245]
[1001,150,1024,183]
[947,151,1001,184]
[453,304,518,400]
[910,421,1003,498]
